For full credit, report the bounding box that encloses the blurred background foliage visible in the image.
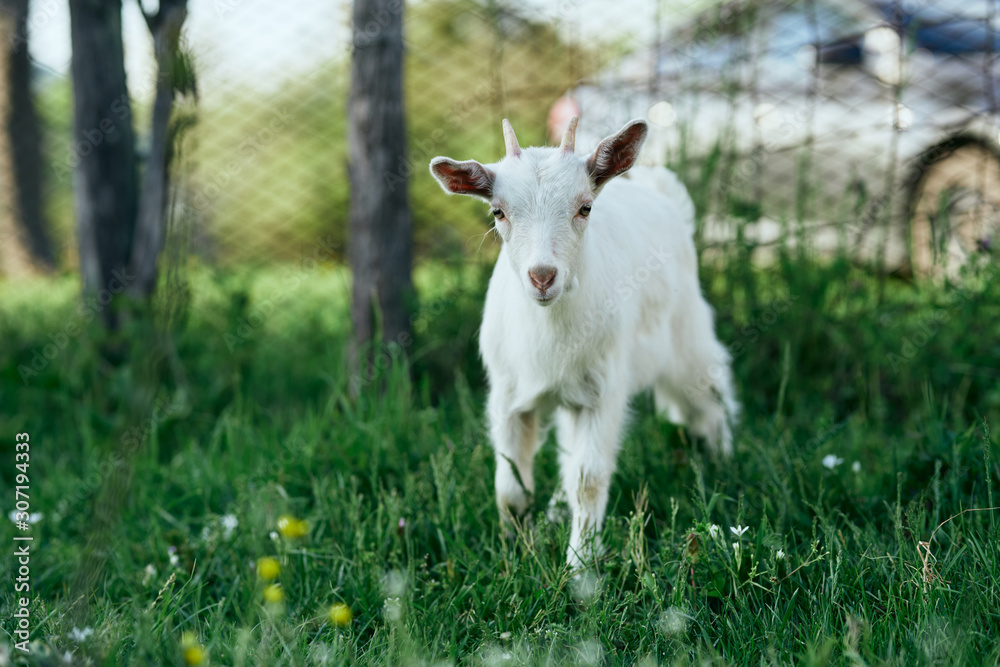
[24,0,607,269]
[2,0,1000,662]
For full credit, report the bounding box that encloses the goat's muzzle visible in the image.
[528,265,558,301]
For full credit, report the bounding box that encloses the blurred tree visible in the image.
[69,0,136,310]
[348,0,413,365]
[128,0,191,297]
[68,0,188,324]
[0,0,55,276]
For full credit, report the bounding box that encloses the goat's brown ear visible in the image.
[429,157,495,200]
[585,120,648,191]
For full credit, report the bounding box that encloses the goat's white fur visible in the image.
[429,118,738,569]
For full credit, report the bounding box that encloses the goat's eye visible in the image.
[492,208,505,220]
[579,203,592,217]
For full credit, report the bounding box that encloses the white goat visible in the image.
[429,117,738,568]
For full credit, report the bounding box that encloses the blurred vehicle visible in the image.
[569,0,1000,276]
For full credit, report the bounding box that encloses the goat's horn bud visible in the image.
[502,119,522,158]
[560,116,579,154]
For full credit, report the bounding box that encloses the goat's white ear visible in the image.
[429,157,495,200]
[585,119,648,191]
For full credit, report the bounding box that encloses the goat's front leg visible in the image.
[556,396,626,570]
[489,397,541,526]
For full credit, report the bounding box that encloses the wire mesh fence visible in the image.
[0,0,997,279]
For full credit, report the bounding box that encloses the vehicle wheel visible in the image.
[908,142,1000,278]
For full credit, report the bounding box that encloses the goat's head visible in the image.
[429,117,648,307]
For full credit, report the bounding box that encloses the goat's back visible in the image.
[620,166,696,237]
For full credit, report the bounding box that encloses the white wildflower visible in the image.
[776,549,785,559]
[657,606,690,636]
[221,514,238,539]
[269,530,279,542]
[822,454,844,469]
[732,542,741,556]
[168,546,179,567]
[852,461,861,474]
[142,564,157,585]
[69,627,93,643]
[708,524,721,539]
[730,525,749,537]
[383,596,403,622]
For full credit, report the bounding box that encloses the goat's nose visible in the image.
[528,266,557,291]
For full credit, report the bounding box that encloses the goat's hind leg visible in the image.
[653,382,687,425]
[674,346,738,457]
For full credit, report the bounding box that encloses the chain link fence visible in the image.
[1,0,997,278]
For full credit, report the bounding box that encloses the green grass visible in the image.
[1,251,999,666]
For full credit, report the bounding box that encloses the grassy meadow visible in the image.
[1,244,999,666]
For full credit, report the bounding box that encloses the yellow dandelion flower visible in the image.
[180,633,206,665]
[328,603,353,626]
[256,556,281,581]
[183,645,207,666]
[263,583,286,604]
[277,514,308,539]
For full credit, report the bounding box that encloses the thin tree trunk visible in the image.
[348,0,413,364]
[0,0,54,275]
[69,0,137,306]
[128,0,187,297]
[69,0,188,313]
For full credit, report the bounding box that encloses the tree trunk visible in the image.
[0,0,54,276]
[348,0,413,363]
[128,0,187,297]
[69,0,138,307]
[69,0,188,314]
